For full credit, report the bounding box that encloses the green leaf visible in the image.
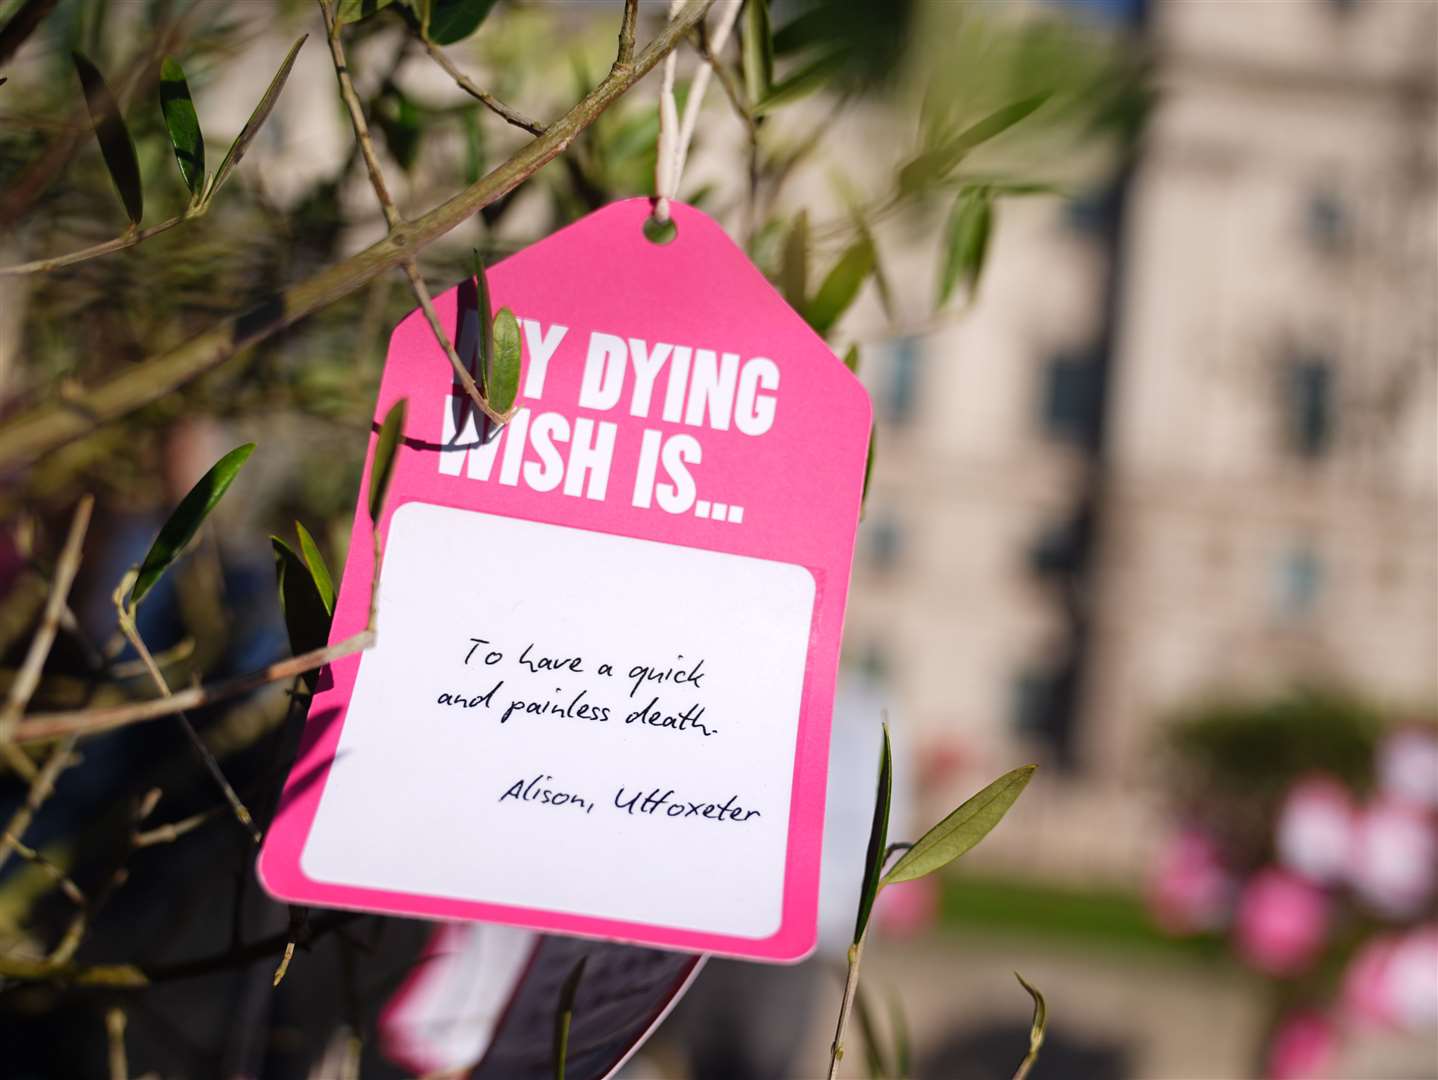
[854,979,892,1080]
[861,422,875,513]
[854,219,894,323]
[804,237,874,337]
[210,35,307,198]
[72,51,143,226]
[159,57,205,196]
[780,209,808,311]
[130,443,255,608]
[842,344,860,374]
[853,722,892,944]
[271,537,334,658]
[889,989,912,1080]
[337,0,397,23]
[938,188,993,308]
[1012,972,1048,1080]
[471,249,495,384]
[753,50,846,116]
[881,764,1036,886]
[375,82,423,173]
[552,954,586,1080]
[369,399,407,522]
[742,0,773,106]
[899,93,1049,193]
[488,308,522,415]
[426,0,498,45]
[294,521,335,614]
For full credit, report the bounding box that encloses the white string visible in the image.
[653,0,743,226]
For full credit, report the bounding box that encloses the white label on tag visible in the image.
[300,502,815,939]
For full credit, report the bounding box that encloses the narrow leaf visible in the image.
[889,989,912,1080]
[488,308,522,415]
[294,521,335,614]
[72,51,143,225]
[159,57,204,195]
[552,954,587,1080]
[805,237,874,337]
[780,209,808,311]
[861,422,876,513]
[842,344,860,374]
[855,219,894,322]
[938,188,993,308]
[742,0,773,106]
[427,0,498,45]
[881,764,1036,885]
[1011,972,1047,1080]
[854,979,892,1080]
[853,722,892,944]
[211,35,307,197]
[753,50,846,116]
[337,0,397,23]
[130,444,255,607]
[271,537,333,659]
[472,249,495,394]
[899,93,1049,193]
[369,399,407,522]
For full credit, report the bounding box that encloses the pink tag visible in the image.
[258,199,871,961]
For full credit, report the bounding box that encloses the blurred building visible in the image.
[845,0,1438,883]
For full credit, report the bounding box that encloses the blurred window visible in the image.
[1041,351,1103,447]
[1274,544,1324,619]
[862,513,905,572]
[1305,191,1350,253]
[883,336,921,424]
[1283,354,1335,458]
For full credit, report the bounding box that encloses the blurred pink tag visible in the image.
[259,199,871,962]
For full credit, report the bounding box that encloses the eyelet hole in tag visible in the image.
[642,213,677,245]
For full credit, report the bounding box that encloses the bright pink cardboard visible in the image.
[258,199,871,961]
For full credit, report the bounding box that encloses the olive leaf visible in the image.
[852,722,892,945]
[337,0,397,23]
[209,35,307,200]
[369,398,407,522]
[130,443,255,608]
[938,187,993,308]
[425,0,498,46]
[899,93,1049,193]
[753,50,846,116]
[552,954,587,1080]
[271,537,333,658]
[159,57,205,196]
[294,521,335,614]
[1011,972,1048,1080]
[842,344,860,374]
[804,236,875,337]
[780,209,809,311]
[488,308,522,415]
[742,0,772,106]
[72,51,143,225]
[881,764,1036,885]
[854,978,893,1079]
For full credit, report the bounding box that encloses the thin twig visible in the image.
[115,612,261,845]
[321,0,511,427]
[0,495,93,743]
[614,0,639,70]
[828,934,868,1080]
[0,0,720,470]
[2,830,85,905]
[106,1007,129,1080]
[320,0,401,231]
[693,26,755,136]
[404,261,512,425]
[0,215,189,277]
[420,37,546,136]
[15,629,375,743]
